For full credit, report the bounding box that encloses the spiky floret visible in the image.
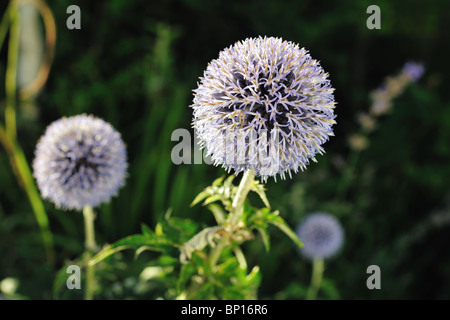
[192,36,336,181]
[33,114,128,210]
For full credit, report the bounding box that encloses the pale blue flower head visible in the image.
[192,36,336,181]
[33,114,128,210]
[296,212,344,259]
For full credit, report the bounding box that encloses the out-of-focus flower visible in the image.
[192,36,336,181]
[402,61,425,82]
[369,61,424,116]
[33,114,128,210]
[348,134,369,151]
[357,112,376,132]
[296,213,344,259]
[0,278,19,295]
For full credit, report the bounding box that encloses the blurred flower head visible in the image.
[348,134,369,151]
[402,61,425,82]
[357,112,376,132]
[33,114,128,210]
[296,212,344,259]
[370,61,424,116]
[192,36,336,181]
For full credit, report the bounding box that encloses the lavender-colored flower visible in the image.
[402,61,424,82]
[296,213,344,259]
[192,36,336,181]
[33,114,128,210]
[369,61,425,116]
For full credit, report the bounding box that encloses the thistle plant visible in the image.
[33,114,128,299]
[296,213,344,300]
[33,114,128,211]
[90,36,337,300]
[179,36,337,297]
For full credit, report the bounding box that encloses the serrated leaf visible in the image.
[203,194,223,206]
[252,183,271,208]
[267,213,303,248]
[224,174,235,188]
[136,245,159,257]
[89,245,129,266]
[190,190,211,207]
[212,175,225,187]
[89,233,174,266]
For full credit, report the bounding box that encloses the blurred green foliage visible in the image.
[1,0,450,299]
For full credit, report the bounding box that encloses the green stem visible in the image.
[13,137,55,260]
[306,257,324,300]
[83,205,97,251]
[0,2,54,263]
[0,125,55,263]
[209,170,255,268]
[5,2,19,139]
[83,205,97,300]
[208,233,230,269]
[0,2,12,53]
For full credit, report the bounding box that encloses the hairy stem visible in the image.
[209,170,255,268]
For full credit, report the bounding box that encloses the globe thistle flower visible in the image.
[296,213,344,259]
[33,114,128,210]
[192,36,336,181]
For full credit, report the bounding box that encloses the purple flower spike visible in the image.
[192,36,336,181]
[402,61,425,82]
[33,114,128,210]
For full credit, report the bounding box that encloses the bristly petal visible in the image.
[191,36,336,180]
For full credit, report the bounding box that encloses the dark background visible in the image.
[1,0,450,299]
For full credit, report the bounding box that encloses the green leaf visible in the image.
[90,233,174,266]
[212,175,226,187]
[267,211,303,248]
[53,263,76,299]
[207,203,226,224]
[141,223,154,236]
[252,182,271,208]
[190,190,211,207]
[233,246,247,269]
[203,194,223,206]
[177,261,196,295]
[256,227,270,252]
[321,278,341,300]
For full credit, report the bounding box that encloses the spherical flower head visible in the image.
[192,36,336,181]
[33,114,128,210]
[296,212,344,259]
